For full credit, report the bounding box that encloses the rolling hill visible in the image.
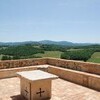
[0,40,99,46]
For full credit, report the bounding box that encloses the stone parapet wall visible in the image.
[0,58,47,69]
[48,65,100,91]
[47,58,100,75]
[0,57,100,75]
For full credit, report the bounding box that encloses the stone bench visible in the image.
[48,65,100,91]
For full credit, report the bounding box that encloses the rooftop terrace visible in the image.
[0,58,100,100]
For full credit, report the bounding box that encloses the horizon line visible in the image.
[0,40,100,44]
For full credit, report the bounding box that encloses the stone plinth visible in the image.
[17,70,58,100]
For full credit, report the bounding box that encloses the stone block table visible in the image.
[17,70,58,100]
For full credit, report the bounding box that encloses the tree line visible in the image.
[0,45,44,60]
[61,49,95,61]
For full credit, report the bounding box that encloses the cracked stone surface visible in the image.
[0,77,100,100]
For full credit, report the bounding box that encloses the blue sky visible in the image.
[0,0,100,43]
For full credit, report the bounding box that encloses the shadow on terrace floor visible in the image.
[10,95,50,100]
[10,95,26,100]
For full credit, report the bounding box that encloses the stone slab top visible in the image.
[17,70,58,81]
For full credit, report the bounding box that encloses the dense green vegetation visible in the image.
[0,45,44,60]
[40,44,67,52]
[0,44,100,64]
[61,50,94,61]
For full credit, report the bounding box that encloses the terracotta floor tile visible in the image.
[0,77,100,100]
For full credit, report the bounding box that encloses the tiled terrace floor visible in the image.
[0,77,100,100]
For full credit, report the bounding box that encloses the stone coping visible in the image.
[47,57,100,65]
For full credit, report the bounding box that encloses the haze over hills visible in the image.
[0,40,99,46]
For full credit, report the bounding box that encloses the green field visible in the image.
[68,48,83,51]
[0,55,3,60]
[87,52,100,63]
[34,51,63,58]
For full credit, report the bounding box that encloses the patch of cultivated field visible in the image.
[34,51,63,58]
[0,55,3,60]
[68,48,83,51]
[88,52,100,63]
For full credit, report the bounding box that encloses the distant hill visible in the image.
[38,40,97,46]
[38,40,74,46]
[0,41,39,46]
[0,40,99,46]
